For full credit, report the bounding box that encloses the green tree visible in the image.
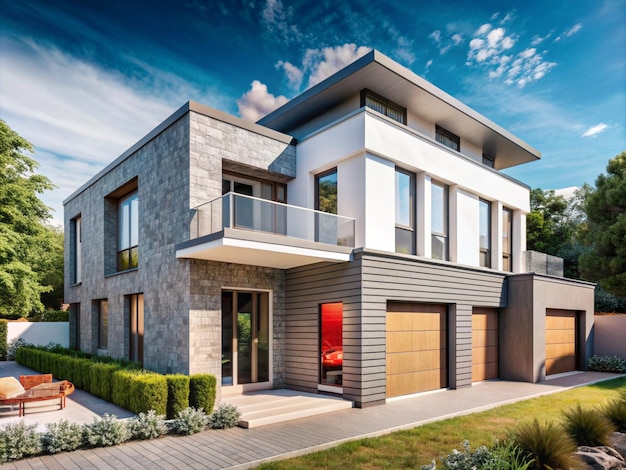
[579,151,626,297]
[0,119,59,318]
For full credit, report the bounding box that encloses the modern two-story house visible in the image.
[64,50,595,407]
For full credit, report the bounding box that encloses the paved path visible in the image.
[3,371,623,469]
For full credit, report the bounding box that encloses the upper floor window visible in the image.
[361,89,407,125]
[118,191,138,271]
[70,216,81,284]
[315,169,337,214]
[431,181,448,260]
[482,153,495,168]
[395,167,415,255]
[436,125,460,152]
[502,208,513,271]
[479,199,491,268]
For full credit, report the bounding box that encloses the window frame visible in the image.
[97,299,108,350]
[479,199,491,268]
[319,302,344,387]
[395,167,416,255]
[315,168,338,214]
[361,89,407,125]
[70,216,82,284]
[502,208,513,271]
[435,125,460,152]
[431,180,449,261]
[482,153,495,168]
[117,190,139,272]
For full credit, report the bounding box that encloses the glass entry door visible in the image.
[222,290,270,388]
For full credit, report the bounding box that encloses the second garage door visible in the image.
[472,308,498,382]
[386,302,447,398]
[546,309,577,375]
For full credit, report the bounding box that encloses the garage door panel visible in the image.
[387,331,447,353]
[546,310,577,376]
[386,369,447,398]
[472,330,498,348]
[387,350,444,375]
[472,309,498,382]
[546,342,576,359]
[546,356,576,375]
[546,329,576,344]
[472,362,498,381]
[472,345,498,364]
[387,312,446,331]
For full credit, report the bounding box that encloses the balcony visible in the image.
[176,193,355,269]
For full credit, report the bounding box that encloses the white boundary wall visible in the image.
[7,322,69,348]
[594,314,626,359]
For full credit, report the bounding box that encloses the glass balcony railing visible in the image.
[193,192,355,248]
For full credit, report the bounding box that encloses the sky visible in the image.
[1,0,625,226]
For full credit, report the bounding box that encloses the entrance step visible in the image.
[221,389,353,429]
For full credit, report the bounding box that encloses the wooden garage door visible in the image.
[386,303,447,398]
[546,309,577,375]
[472,308,498,382]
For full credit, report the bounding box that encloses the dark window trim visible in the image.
[97,299,108,350]
[361,89,407,125]
[435,125,460,152]
[222,171,287,203]
[502,207,513,271]
[117,191,139,272]
[431,180,449,261]
[479,199,491,268]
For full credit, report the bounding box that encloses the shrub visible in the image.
[601,397,626,433]
[7,338,29,361]
[42,420,84,454]
[489,441,533,470]
[89,363,118,401]
[207,403,241,429]
[421,440,531,470]
[0,421,43,464]
[0,320,7,360]
[587,355,626,373]
[129,373,168,415]
[189,374,217,413]
[166,374,190,419]
[562,402,615,446]
[83,414,130,448]
[128,410,168,440]
[112,369,136,410]
[173,407,208,435]
[510,418,578,470]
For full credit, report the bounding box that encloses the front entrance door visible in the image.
[222,290,270,390]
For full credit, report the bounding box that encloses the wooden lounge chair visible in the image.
[0,374,75,417]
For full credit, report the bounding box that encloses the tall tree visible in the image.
[527,188,570,254]
[579,151,626,296]
[0,119,57,318]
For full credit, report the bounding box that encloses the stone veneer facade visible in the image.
[64,102,295,385]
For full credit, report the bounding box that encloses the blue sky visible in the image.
[1,0,625,225]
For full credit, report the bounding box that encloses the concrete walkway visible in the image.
[3,369,624,469]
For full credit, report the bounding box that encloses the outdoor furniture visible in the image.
[0,374,75,417]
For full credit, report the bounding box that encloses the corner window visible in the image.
[479,199,491,268]
[70,216,81,284]
[436,125,460,152]
[118,191,138,271]
[431,181,448,260]
[502,208,513,271]
[361,89,407,124]
[320,302,343,387]
[97,299,108,350]
[395,168,415,254]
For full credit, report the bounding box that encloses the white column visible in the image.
[513,211,526,273]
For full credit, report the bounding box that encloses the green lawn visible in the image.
[258,377,626,470]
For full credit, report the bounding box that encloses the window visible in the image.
[97,299,108,350]
[69,303,80,350]
[482,153,495,168]
[70,216,81,284]
[395,168,415,254]
[436,125,460,152]
[361,89,406,124]
[315,169,338,244]
[118,191,138,271]
[431,181,448,260]
[479,199,491,268]
[502,208,513,271]
[320,302,343,387]
[127,294,144,365]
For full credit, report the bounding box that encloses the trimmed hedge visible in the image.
[166,374,190,419]
[89,363,118,402]
[112,369,136,410]
[129,373,168,415]
[0,320,7,361]
[189,374,217,413]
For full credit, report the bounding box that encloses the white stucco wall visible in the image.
[7,322,69,348]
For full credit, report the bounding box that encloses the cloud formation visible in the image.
[236,80,289,121]
[429,29,464,55]
[261,0,302,44]
[581,123,608,138]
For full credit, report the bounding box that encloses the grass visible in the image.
[258,377,626,470]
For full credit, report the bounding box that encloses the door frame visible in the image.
[221,287,273,396]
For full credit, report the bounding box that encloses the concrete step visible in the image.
[222,390,353,429]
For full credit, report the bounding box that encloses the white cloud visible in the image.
[432,29,464,55]
[302,44,371,88]
[236,80,288,121]
[581,123,608,138]
[564,23,583,37]
[430,30,442,43]
[451,34,463,46]
[276,60,304,89]
[261,0,302,43]
[476,23,492,36]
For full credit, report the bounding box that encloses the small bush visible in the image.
[129,373,168,415]
[601,397,626,433]
[0,421,43,464]
[587,355,626,373]
[128,410,168,440]
[166,374,190,419]
[42,420,84,454]
[189,374,217,413]
[207,403,241,429]
[173,407,208,435]
[7,338,30,361]
[511,418,578,470]
[89,363,118,401]
[112,369,136,410]
[562,402,614,446]
[421,440,531,470]
[489,441,533,470]
[83,414,130,448]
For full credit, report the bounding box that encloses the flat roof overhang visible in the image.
[176,228,353,269]
[259,50,541,170]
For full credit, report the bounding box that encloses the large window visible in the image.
[70,216,81,284]
[97,299,108,350]
[431,181,448,260]
[320,302,343,387]
[361,89,407,124]
[436,125,460,152]
[479,199,491,268]
[315,169,338,244]
[118,191,138,271]
[502,208,513,271]
[127,294,144,365]
[395,168,415,254]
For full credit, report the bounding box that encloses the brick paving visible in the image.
[2,370,623,469]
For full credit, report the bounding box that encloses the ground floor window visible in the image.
[97,299,108,350]
[69,303,80,350]
[222,290,270,386]
[320,302,343,386]
[127,294,144,366]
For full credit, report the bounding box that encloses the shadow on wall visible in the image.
[593,314,626,359]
